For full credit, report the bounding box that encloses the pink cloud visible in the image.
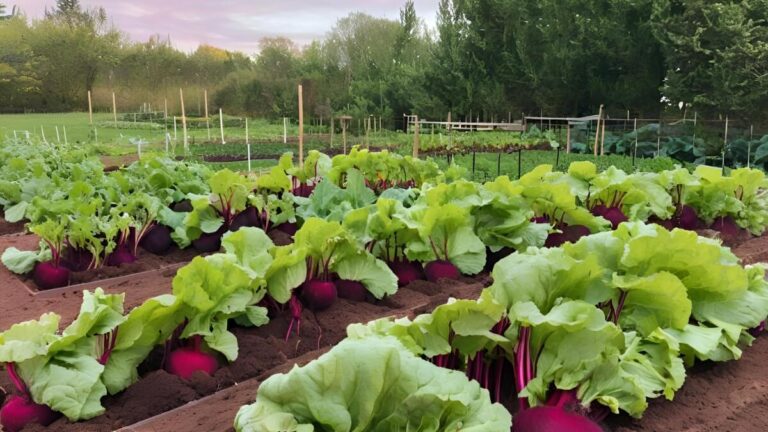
[12,0,439,52]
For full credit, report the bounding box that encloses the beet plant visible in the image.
[0,289,126,429]
[26,219,70,289]
[274,219,397,339]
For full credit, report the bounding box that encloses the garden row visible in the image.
[2,145,768,430]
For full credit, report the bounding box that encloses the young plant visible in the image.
[0,289,126,429]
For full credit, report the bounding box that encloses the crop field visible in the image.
[0,132,768,432]
[3,0,768,429]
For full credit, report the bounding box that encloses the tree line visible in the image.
[1,0,767,126]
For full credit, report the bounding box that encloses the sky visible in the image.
[14,0,440,53]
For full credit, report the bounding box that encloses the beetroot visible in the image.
[165,346,219,380]
[389,259,424,287]
[140,224,173,255]
[192,229,224,253]
[545,225,590,248]
[336,279,368,302]
[424,260,460,282]
[276,222,298,237]
[678,205,700,230]
[60,247,93,272]
[106,245,137,267]
[711,216,744,240]
[33,261,70,290]
[292,183,316,198]
[300,280,337,311]
[230,207,259,232]
[512,406,603,432]
[648,216,676,231]
[0,395,60,432]
[532,215,550,224]
[590,204,609,218]
[172,199,193,212]
[601,207,628,229]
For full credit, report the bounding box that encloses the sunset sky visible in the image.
[14,0,440,53]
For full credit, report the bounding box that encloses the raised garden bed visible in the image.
[0,277,485,431]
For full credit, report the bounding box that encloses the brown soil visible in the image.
[0,278,484,431]
[0,218,24,236]
[607,334,768,432]
[731,233,768,265]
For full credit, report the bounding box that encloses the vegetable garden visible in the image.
[1,140,768,432]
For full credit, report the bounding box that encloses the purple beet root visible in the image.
[292,183,315,198]
[300,280,337,311]
[512,406,603,432]
[590,204,609,218]
[165,347,219,380]
[749,320,766,337]
[711,216,744,240]
[532,215,550,224]
[601,207,628,230]
[61,247,93,272]
[192,229,224,253]
[0,395,60,432]
[172,199,193,212]
[545,225,590,247]
[230,207,259,232]
[336,279,368,302]
[424,260,460,282]
[276,222,298,237]
[678,205,700,230]
[33,261,70,290]
[389,259,424,287]
[140,224,173,255]
[106,245,137,267]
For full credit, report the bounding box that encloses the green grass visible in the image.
[428,150,682,182]
[0,113,325,156]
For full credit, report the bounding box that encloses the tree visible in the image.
[651,0,768,119]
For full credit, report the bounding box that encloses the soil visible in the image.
[0,278,484,431]
[606,334,768,432]
[0,218,24,236]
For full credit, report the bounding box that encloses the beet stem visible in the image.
[6,363,29,400]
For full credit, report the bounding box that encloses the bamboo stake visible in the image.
[413,114,420,158]
[593,105,603,156]
[246,118,251,172]
[600,115,607,156]
[173,116,178,140]
[205,90,211,141]
[112,92,118,127]
[87,90,93,125]
[63,126,68,145]
[298,84,304,168]
[180,88,188,154]
[219,108,226,144]
[41,126,47,144]
[55,126,60,144]
[723,116,729,172]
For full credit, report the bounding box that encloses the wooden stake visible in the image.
[413,114,420,158]
[283,117,287,144]
[41,126,47,143]
[342,119,347,155]
[219,108,225,144]
[63,126,68,145]
[55,126,60,144]
[173,116,178,140]
[164,98,168,120]
[723,116,729,172]
[365,116,370,148]
[566,123,571,153]
[112,92,118,127]
[87,90,93,125]
[748,124,754,168]
[600,115,607,156]
[205,90,211,140]
[330,117,335,148]
[180,88,188,153]
[246,118,251,172]
[594,105,603,156]
[298,84,304,168]
[633,118,638,166]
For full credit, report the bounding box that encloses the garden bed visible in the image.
[0,277,485,431]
